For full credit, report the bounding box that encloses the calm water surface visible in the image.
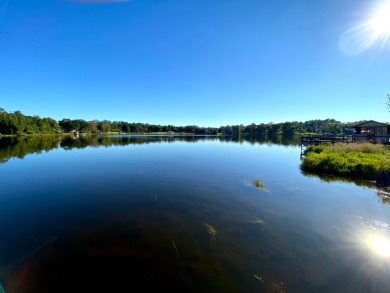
[0,135,389,292]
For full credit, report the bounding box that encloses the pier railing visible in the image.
[301,135,354,146]
[300,135,354,157]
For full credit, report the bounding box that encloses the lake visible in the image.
[0,134,389,293]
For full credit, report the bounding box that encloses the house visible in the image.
[353,120,390,143]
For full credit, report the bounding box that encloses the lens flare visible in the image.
[339,1,390,55]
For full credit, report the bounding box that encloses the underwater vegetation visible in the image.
[203,223,217,240]
[246,217,265,225]
[171,241,180,259]
[252,178,266,190]
[241,178,269,192]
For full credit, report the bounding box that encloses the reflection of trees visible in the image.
[0,135,61,163]
[61,135,222,149]
[301,170,389,204]
[300,170,376,187]
[241,134,300,146]
[0,134,300,163]
[378,191,390,204]
[60,135,98,150]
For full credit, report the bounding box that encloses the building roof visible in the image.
[353,120,390,128]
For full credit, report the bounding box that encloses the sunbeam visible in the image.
[340,0,390,55]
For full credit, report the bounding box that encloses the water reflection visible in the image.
[301,170,390,204]
[0,134,300,161]
[0,133,389,292]
[377,190,390,204]
[358,218,390,257]
[0,135,61,163]
[348,216,390,271]
[1,134,389,205]
[369,236,390,257]
[300,170,377,188]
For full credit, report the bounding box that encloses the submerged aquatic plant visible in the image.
[252,178,266,190]
[287,185,304,193]
[253,274,264,283]
[246,217,265,225]
[203,223,217,240]
[241,178,269,192]
[171,241,180,259]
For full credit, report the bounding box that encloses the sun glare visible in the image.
[369,236,390,257]
[371,2,390,34]
[339,0,390,55]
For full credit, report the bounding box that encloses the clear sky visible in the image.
[0,0,389,127]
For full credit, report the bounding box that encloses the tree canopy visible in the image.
[0,110,59,135]
[0,108,360,136]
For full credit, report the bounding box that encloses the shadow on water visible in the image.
[300,170,390,204]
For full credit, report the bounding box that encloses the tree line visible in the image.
[0,107,360,136]
[0,109,59,135]
[0,133,301,164]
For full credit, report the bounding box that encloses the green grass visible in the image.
[301,142,390,181]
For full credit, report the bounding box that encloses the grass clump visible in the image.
[252,178,267,190]
[301,142,390,181]
[241,178,269,191]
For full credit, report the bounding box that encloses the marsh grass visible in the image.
[328,142,387,153]
[301,142,390,181]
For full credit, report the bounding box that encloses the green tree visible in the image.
[281,122,295,135]
[59,119,74,132]
[0,110,15,134]
[12,111,28,134]
[88,120,99,134]
[101,122,111,134]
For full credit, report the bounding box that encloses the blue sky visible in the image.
[0,0,389,127]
